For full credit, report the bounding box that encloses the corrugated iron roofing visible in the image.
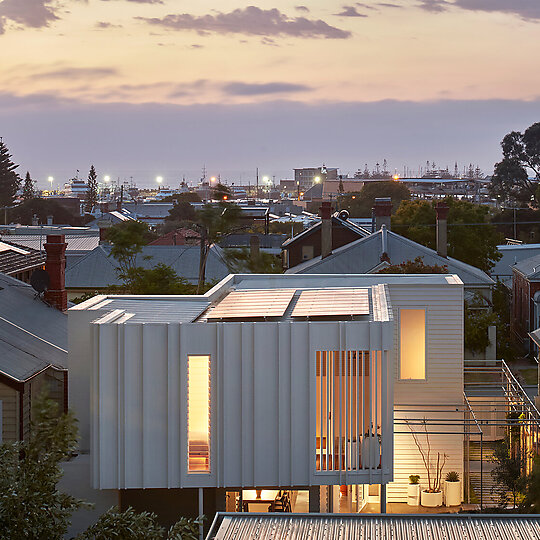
[0,240,44,275]
[0,234,100,253]
[208,514,540,540]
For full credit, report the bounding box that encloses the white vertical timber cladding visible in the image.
[241,324,255,487]
[167,323,181,487]
[387,283,464,502]
[142,324,168,487]
[97,324,118,488]
[278,323,292,486]
[117,323,125,489]
[182,323,217,488]
[90,325,99,488]
[253,323,279,486]
[122,323,143,488]
[222,323,242,487]
[291,323,311,486]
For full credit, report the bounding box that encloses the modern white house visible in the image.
[68,272,464,521]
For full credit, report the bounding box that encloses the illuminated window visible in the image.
[400,309,426,380]
[187,355,211,473]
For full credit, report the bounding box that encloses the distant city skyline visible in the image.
[1,1,540,187]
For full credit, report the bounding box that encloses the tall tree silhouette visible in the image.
[21,171,35,201]
[0,138,21,209]
[84,165,98,212]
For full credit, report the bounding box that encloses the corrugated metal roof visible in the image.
[208,514,540,540]
[0,234,100,253]
[0,241,45,275]
[91,298,209,323]
[513,253,540,280]
[292,288,370,318]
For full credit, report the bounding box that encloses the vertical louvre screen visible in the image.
[316,350,381,472]
[187,355,211,473]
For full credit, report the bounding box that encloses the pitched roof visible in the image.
[513,253,540,280]
[0,240,44,275]
[289,228,493,287]
[149,228,200,246]
[0,273,67,381]
[65,244,230,288]
[281,212,370,248]
[0,234,99,253]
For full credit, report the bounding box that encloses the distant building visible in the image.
[0,240,45,283]
[149,228,201,246]
[294,167,338,190]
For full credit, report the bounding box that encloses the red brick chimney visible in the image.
[44,235,67,312]
[320,201,333,259]
[373,198,392,231]
[436,201,449,258]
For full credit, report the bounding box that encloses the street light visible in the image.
[314,176,321,183]
[210,176,217,184]
[104,175,110,183]
[47,176,53,192]
[156,176,163,190]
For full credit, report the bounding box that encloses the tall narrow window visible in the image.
[400,309,426,380]
[187,355,211,473]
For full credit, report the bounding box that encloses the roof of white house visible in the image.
[208,514,540,540]
[74,273,462,325]
[65,244,230,288]
[0,273,67,381]
[288,228,493,288]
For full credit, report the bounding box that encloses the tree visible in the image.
[212,182,232,201]
[196,202,241,292]
[160,192,202,203]
[165,201,197,223]
[224,248,282,274]
[338,181,410,217]
[392,198,503,272]
[85,165,99,213]
[377,256,448,274]
[0,138,20,209]
[9,197,83,226]
[21,171,36,201]
[0,394,202,539]
[0,394,86,539]
[464,294,497,354]
[114,264,196,295]
[106,221,152,275]
[490,122,540,206]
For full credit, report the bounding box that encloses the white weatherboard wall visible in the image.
[90,318,393,490]
[386,282,464,502]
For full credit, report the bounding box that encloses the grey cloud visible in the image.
[137,6,351,39]
[222,82,312,96]
[295,5,309,12]
[32,67,119,80]
[101,0,163,3]
[335,6,368,17]
[419,0,540,20]
[378,3,403,8]
[0,0,59,33]
[95,21,123,29]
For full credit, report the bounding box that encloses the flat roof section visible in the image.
[292,288,370,318]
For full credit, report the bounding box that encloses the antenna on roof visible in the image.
[30,268,50,299]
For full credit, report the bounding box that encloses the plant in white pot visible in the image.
[445,471,461,506]
[406,419,447,508]
[407,475,421,506]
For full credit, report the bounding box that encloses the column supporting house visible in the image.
[198,488,204,540]
[380,484,386,513]
[308,486,320,512]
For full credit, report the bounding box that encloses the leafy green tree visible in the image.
[160,192,202,203]
[196,202,241,292]
[225,248,282,274]
[115,264,196,295]
[338,181,410,217]
[212,182,232,201]
[464,294,497,354]
[0,138,21,209]
[0,394,86,539]
[392,198,502,272]
[490,436,528,509]
[84,165,99,213]
[165,201,197,223]
[106,221,152,275]
[9,197,83,226]
[21,171,36,201]
[490,122,540,206]
[521,456,540,513]
[377,256,448,274]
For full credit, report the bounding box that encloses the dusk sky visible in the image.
[1,0,540,187]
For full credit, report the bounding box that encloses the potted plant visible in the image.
[407,419,447,507]
[407,475,421,506]
[444,471,461,506]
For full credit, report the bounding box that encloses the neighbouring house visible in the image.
[282,202,371,270]
[511,253,540,350]
[65,244,230,299]
[491,242,540,287]
[0,240,45,283]
[149,228,201,246]
[0,238,68,442]
[68,272,466,525]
